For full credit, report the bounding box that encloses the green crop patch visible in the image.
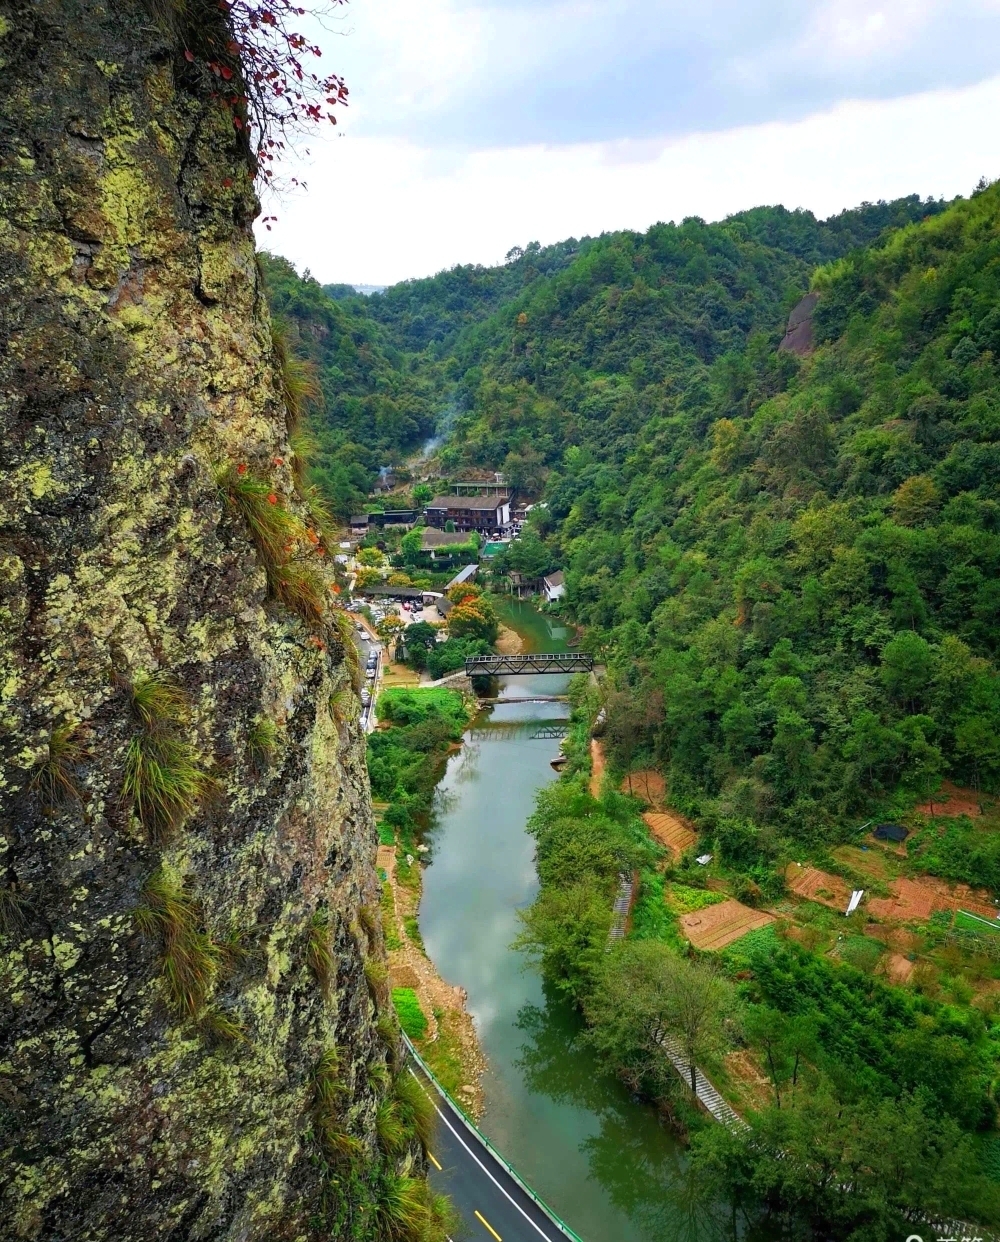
[391,987,428,1041]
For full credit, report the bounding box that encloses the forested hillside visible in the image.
[259,253,439,515]
[264,196,944,516]
[534,186,1000,840]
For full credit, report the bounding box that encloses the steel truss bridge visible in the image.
[464,652,593,676]
[466,721,569,741]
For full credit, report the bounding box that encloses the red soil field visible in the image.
[681,899,775,951]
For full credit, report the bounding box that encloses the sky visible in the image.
[256,0,1000,287]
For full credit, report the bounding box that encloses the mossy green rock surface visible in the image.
[0,2,396,1237]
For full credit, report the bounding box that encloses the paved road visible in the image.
[407,1065,578,1242]
[349,621,381,730]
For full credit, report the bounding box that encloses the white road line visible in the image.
[408,1068,559,1242]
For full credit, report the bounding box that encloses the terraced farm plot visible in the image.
[786,863,852,910]
[376,844,396,879]
[624,769,666,807]
[681,899,775,951]
[867,876,997,922]
[643,811,697,857]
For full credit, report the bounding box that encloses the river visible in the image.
[419,599,715,1242]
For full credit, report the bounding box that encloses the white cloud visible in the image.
[801,0,930,60]
[258,74,1000,286]
[314,0,1000,147]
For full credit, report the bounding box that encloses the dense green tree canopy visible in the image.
[428,188,1000,839]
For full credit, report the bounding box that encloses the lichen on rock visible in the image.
[0,2,409,1237]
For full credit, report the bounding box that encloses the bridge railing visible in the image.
[401,1032,585,1242]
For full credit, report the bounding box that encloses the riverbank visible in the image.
[495,622,523,655]
[375,610,526,1117]
[380,841,487,1117]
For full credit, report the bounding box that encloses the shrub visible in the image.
[666,882,726,914]
[375,688,468,731]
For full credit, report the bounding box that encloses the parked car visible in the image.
[360,689,371,706]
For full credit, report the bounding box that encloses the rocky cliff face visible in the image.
[0,2,402,1237]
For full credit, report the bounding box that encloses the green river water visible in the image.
[419,600,720,1242]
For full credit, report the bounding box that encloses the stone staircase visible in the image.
[607,871,636,943]
[659,1035,746,1130]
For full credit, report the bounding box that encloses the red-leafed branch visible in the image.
[175,0,348,182]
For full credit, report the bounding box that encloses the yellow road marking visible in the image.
[427,1151,442,1171]
[475,1209,502,1241]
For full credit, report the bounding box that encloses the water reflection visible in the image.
[516,998,730,1242]
[419,600,731,1242]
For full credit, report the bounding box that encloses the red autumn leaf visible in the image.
[266,492,278,505]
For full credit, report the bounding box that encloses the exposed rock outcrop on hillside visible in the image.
[0,2,403,1237]
[778,290,820,355]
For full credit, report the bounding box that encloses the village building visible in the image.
[419,528,475,557]
[543,571,566,602]
[446,564,478,591]
[424,493,511,532]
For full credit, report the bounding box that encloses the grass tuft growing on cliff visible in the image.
[307,909,335,997]
[135,868,218,1017]
[200,1007,249,1045]
[375,1097,408,1154]
[217,463,331,627]
[393,1068,436,1151]
[30,723,87,810]
[359,903,379,944]
[330,611,363,692]
[374,1174,455,1242]
[270,557,326,624]
[312,1047,364,1162]
[0,885,28,941]
[377,1012,403,1068]
[271,320,321,438]
[247,717,278,774]
[217,463,301,571]
[123,672,215,843]
[365,957,390,1007]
